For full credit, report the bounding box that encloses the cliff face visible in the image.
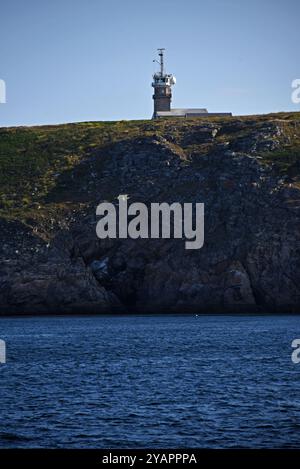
[1,113,300,314]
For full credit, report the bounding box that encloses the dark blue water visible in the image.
[0,314,300,448]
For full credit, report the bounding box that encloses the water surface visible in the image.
[0,314,299,448]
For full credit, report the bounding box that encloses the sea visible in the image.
[0,314,300,448]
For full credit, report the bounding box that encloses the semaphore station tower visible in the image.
[152,48,232,119]
[152,48,176,117]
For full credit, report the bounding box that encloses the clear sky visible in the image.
[0,0,299,126]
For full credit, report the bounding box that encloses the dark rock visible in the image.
[1,116,300,314]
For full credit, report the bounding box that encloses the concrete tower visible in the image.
[152,48,176,119]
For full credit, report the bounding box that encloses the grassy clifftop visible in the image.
[1,111,300,226]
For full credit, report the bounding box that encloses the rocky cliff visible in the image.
[1,112,300,314]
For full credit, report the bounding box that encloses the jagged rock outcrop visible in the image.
[0,113,300,314]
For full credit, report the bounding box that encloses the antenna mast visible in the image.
[157,48,165,76]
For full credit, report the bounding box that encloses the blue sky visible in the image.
[0,0,299,126]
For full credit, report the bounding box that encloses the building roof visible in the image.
[156,108,208,118]
[155,109,232,118]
